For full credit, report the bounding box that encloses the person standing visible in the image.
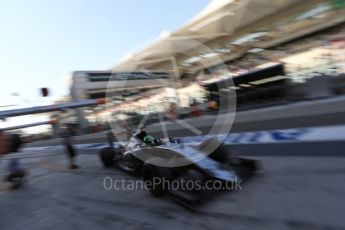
[60,126,79,169]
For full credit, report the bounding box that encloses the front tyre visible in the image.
[143,158,174,196]
[99,147,116,168]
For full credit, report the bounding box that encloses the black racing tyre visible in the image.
[210,143,228,164]
[143,158,174,196]
[187,169,206,183]
[168,170,206,206]
[240,158,259,171]
[181,169,206,194]
[99,147,116,168]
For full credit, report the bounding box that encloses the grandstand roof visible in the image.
[112,0,344,75]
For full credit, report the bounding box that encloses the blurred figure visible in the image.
[6,158,27,189]
[0,133,26,189]
[166,103,177,120]
[0,131,10,155]
[190,99,203,117]
[107,131,115,149]
[208,100,219,111]
[60,126,79,169]
[0,132,22,156]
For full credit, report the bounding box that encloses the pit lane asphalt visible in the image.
[1,150,345,230]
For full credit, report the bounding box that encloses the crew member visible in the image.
[60,126,79,169]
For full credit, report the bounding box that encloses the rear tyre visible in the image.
[239,158,259,171]
[99,147,116,168]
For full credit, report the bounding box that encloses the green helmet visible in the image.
[143,135,155,146]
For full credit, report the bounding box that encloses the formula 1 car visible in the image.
[99,132,259,207]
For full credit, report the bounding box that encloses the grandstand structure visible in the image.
[113,0,344,74]
[62,0,345,131]
[111,0,345,111]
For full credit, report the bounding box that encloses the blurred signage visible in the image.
[88,72,170,82]
[22,125,345,152]
[182,125,345,144]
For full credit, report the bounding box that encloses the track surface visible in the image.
[1,150,345,230]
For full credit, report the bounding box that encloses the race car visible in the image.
[99,131,259,207]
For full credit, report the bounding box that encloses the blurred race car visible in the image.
[99,132,259,207]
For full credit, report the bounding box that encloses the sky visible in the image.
[0,0,210,132]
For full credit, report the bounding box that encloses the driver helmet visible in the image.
[143,135,155,146]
